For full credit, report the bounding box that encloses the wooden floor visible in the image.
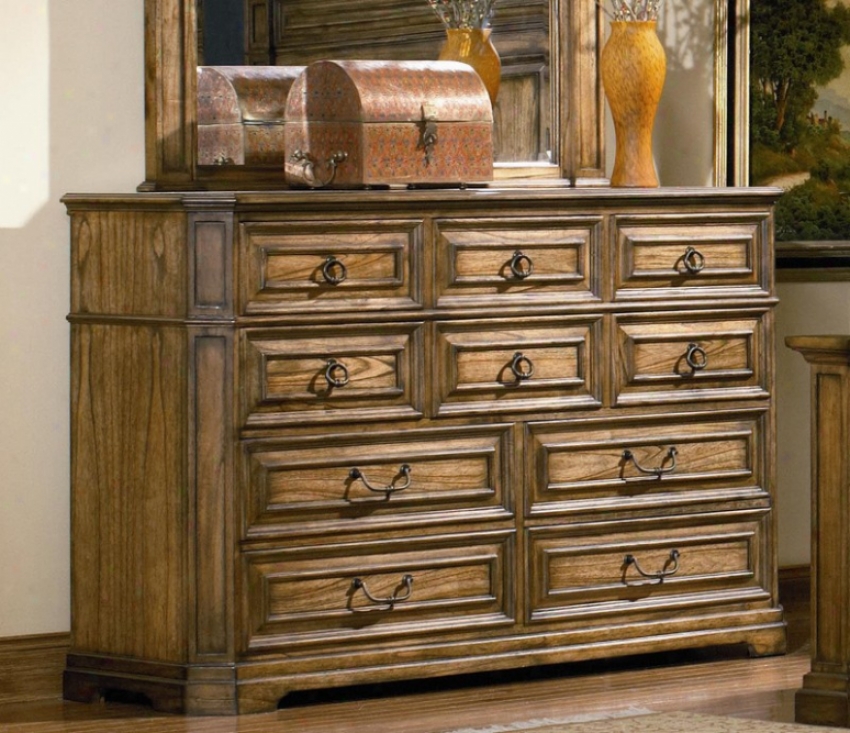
[0,593,811,733]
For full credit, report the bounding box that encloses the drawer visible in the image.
[242,323,423,427]
[244,532,515,652]
[434,317,602,417]
[527,514,772,623]
[240,220,423,314]
[244,425,514,536]
[434,217,601,308]
[613,311,769,406]
[613,213,770,300]
[526,412,768,516]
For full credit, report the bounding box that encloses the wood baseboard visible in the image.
[0,567,811,707]
[0,632,70,705]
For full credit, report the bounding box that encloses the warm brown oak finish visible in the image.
[785,336,850,728]
[65,186,785,715]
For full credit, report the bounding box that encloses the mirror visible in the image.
[198,0,551,164]
[141,0,605,190]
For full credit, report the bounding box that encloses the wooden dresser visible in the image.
[64,186,786,715]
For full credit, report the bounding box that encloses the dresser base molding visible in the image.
[63,659,239,716]
[64,611,786,715]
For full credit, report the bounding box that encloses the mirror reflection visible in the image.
[197,0,552,164]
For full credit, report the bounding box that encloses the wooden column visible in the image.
[787,335,850,728]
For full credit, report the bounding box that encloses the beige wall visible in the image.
[774,283,850,565]
[0,0,828,637]
[0,1,144,636]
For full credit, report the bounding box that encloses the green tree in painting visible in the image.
[750,0,850,240]
[751,0,849,142]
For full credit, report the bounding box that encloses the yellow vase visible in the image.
[600,21,667,187]
[439,28,501,107]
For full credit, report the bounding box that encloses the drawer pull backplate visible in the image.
[622,446,678,478]
[681,246,706,274]
[349,464,412,496]
[510,352,535,381]
[509,250,534,280]
[324,358,351,388]
[350,574,414,609]
[322,256,348,285]
[685,342,709,371]
[623,549,681,585]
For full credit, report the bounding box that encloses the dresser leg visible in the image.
[63,661,239,715]
[746,631,787,658]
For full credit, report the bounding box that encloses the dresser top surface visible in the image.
[62,186,783,212]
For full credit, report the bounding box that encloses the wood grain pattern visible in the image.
[66,187,783,714]
[70,209,188,317]
[785,337,850,727]
[0,634,69,706]
[70,324,188,663]
[0,574,808,727]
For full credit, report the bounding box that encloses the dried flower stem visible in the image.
[599,0,661,21]
[427,0,497,29]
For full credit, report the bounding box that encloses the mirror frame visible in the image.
[141,0,605,191]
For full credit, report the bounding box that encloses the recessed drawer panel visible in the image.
[434,217,601,307]
[244,426,513,536]
[527,413,767,516]
[240,220,423,314]
[527,515,771,623]
[613,214,770,300]
[434,317,602,417]
[613,312,769,406]
[244,532,515,652]
[242,324,423,427]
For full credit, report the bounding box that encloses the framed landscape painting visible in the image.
[749,0,850,246]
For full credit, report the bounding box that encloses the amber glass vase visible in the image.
[600,21,666,187]
[439,28,501,106]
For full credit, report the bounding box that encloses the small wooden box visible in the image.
[284,60,494,188]
[197,66,303,167]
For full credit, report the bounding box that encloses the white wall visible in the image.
[0,1,144,636]
[0,0,832,638]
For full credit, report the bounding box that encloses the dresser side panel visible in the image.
[70,323,189,663]
[70,209,189,318]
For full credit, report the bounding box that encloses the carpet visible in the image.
[446,711,850,733]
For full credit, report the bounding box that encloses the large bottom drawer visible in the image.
[527,512,772,624]
[244,530,515,653]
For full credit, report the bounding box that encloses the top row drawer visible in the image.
[239,213,770,315]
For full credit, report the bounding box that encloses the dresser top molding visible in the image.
[63,186,784,212]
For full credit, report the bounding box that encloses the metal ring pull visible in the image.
[682,246,706,274]
[290,149,348,188]
[322,256,348,285]
[685,342,708,371]
[324,359,350,388]
[509,250,534,280]
[349,464,412,496]
[623,549,681,584]
[622,446,678,477]
[510,352,535,381]
[350,574,414,608]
